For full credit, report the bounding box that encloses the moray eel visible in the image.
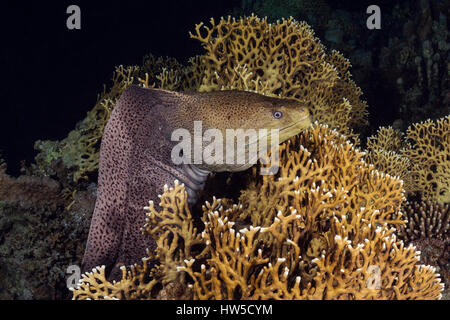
[81,85,311,280]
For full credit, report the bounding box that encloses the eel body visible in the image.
[81,85,311,279]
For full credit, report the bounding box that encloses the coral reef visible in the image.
[408,238,450,300]
[72,180,198,300]
[72,124,444,300]
[364,126,414,193]
[363,117,450,300]
[236,1,449,129]
[399,200,449,242]
[33,15,368,188]
[364,116,450,205]
[3,8,448,300]
[401,115,450,204]
[397,200,449,300]
[144,55,205,92]
[189,15,368,141]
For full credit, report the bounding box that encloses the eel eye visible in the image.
[273,111,283,119]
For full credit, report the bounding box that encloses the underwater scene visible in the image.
[0,0,449,301]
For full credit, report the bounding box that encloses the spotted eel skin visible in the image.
[81,85,311,280]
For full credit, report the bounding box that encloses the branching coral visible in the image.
[365,116,450,204]
[72,257,155,300]
[72,124,444,300]
[34,15,369,185]
[189,15,368,140]
[141,181,206,289]
[366,126,407,152]
[239,124,404,231]
[190,15,335,94]
[399,200,449,242]
[72,181,200,300]
[364,126,415,193]
[182,124,441,300]
[147,56,205,92]
[362,118,450,300]
[396,200,450,300]
[401,115,450,204]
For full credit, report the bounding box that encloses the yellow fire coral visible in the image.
[140,55,205,92]
[401,115,450,204]
[68,14,445,300]
[72,124,444,300]
[71,257,153,300]
[36,15,369,184]
[181,124,441,300]
[364,126,414,193]
[366,126,406,152]
[190,15,336,95]
[184,206,441,299]
[189,15,368,141]
[72,180,200,300]
[364,116,450,205]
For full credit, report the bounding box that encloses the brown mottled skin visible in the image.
[81,85,311,280]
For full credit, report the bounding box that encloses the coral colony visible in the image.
[1,9,448,300]
[68,16,446,300]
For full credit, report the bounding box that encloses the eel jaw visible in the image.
[277,115,312,142]
[196,117,311,173]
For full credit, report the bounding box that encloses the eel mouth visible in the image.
[210,116,311,172]
[197,112,311,172]
[278,115,311,138]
